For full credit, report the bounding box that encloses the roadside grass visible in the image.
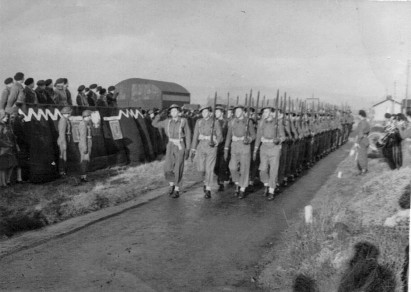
[258,155,410,292]
[0,160,197,239]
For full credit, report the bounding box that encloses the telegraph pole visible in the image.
[405,60,410,113]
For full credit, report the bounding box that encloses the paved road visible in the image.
[0,143,351,292]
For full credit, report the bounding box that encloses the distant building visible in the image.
[402,99,411,113]
[115,78,190,109]
[371,95,402,121]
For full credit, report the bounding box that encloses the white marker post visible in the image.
[338,171,342,178]
[305,205,313,224]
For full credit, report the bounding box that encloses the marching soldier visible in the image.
[57,107,72,177]
[213,104,230,191]
[78,110,93,182]
[224,105,256,199]
[253,106,286,200]
[152,104,191,198]
[190,106,223,199]
[354,110,370,175]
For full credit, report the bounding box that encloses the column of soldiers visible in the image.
[153,92,354,200]
[1,72,119,111]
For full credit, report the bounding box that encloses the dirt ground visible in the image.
[0,143,351,292]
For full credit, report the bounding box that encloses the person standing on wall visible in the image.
[78,110,93,183]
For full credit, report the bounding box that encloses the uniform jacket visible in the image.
[87,91,97,106]
[152,115,192,150]
[78,120,93,161]
[44,87,55,104]
[356,119,371,146]
[255,117,286,147]
[35,87,49,104]
[54,86,69,106]
[191,117,223,150]
[107,92,118,107]
[0,87,10,110]
[96,96,108,107]
[224,116,256,149]
[6,82,25,111]
[76,93,89,106]
[57,117,72,150]
[65,89,73,106]
[24,87,38,104]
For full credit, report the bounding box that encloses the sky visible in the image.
[0,0,410,110]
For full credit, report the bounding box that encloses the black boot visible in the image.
[267,192,275,201]
[238,190,246,199]
[275,184,281,194]
[204,190,211,199]
[172,191,180,198]
[218,184,224,192]
[168,185,175,196]
[247,184,255,193]
[234,185,240,197]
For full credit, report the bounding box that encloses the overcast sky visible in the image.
[0,0,410,109]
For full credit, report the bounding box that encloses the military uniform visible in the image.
[356,118,370,173]
[224,108,256,198]
[57,107,72,176]
[78,110,93,181]
[152,106,191,196]
[191,111,223,198]
[254,111,286,200]
[214,114,230,189]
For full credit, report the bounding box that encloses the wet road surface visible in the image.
[0,143,351,291]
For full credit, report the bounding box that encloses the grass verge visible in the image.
[258,155,410,291]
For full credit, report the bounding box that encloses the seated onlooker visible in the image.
[0,110,18,187]
[5,72,25,112]
[44,79,55,104]
[23,78,38,104]
[1,77,13,110]
[35,80,49,104]
[76,85,89,106]
[54,78,69,106]
[96,88,108,107]
[107,86,118,107]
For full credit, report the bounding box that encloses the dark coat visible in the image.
[106,92,118,107]
[24,87,38,104]
[35,87,49,104]
[44,87,55,104]
[87,91,97,106]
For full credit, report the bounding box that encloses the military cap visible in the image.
[108,86,115,91]
[14,72,24,81]
[4,77,13,85]
[96,86,102,91]
[215,105,225,112]
[89,84,97,89]
[61,107,72,114]
[99,88,106,95]
[78,85,85,92]
[62,78,68,84]
[358,110,366,118]
[199,105,212,112]
[45,79,53,86]
[55,78,65,85]
[233,105,245,111]
[24,78,34,86]
[36,80,45,86]
[168,104,181,111]
[85,87,90,92]
[260,106,274,113]
[82,110,92,117]
[227,106,234,111]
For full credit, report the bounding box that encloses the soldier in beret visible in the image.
[57,107,73,177]
[54,78,69,106]
[6,72,25,112]
[96,88,108,107]
[62,78,73,105]
[1,77,13,110]
[190,105,223,199]
[213,104,230,191]
[78,110,93,182]
[87,84,98,106]
[107,86,118,107]
[35,80,49,104]
[152,104,191,198]
[44,79,55,104]
[76,85,89,106]
[23,78,38,105]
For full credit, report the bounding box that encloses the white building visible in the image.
[371,96,402,121]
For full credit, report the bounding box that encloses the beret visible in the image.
[24,78,34,86]
[14,72,24,81]
[55,78,65,85]
[108,86,115,91]
[85,87,89,92]
[99,88,106,95]
[78,85,85,92]
[45,79,53,86]
[62,78,68,84]
[36,80,45,86]
[89,84,97,89]
[359,110,367,118]
[4,77,13,85]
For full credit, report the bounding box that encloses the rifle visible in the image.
[275,89,279,144]
[256,91,260,119]
[209,91,217,147]
[244,89,252,144]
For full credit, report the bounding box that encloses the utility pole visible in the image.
[405,60,410,113]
